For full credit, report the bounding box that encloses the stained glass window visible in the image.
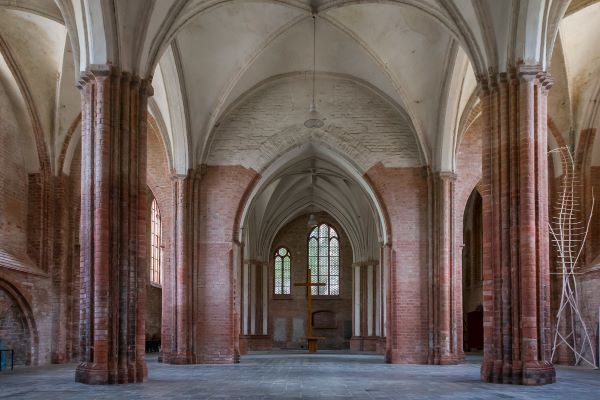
[150,198,162,286]
[308,223,339,295]
[274,247,291,295]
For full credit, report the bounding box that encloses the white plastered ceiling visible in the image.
[0,8,67,170]
[169,2,454,171]
[557,2,600,165]
[2,0,570,176]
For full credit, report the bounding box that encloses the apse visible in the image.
[238,147,386,352]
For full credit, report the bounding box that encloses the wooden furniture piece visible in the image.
[294,268,326,353]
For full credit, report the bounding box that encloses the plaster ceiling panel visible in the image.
[0,0,63,22]
[0,51,38,172]
[174,2,304,156]
[221,16,408,125]
[0,8,66,148]
[324,3,452,152]
[457,62,477,126]
[547,38,572,142]
[560,2,600,127]
[55,39,81,172]
[151,63,173,145]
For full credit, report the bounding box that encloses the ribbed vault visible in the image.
[242,147,382,264]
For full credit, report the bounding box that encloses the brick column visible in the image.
[479,66,555,385]
[350,261,379,352]
[76,65,152,384]
[239,259,271,353]
[161,171,201,364]
[377,243,389,355]
[350,262,363,350]
[430,172,460,364]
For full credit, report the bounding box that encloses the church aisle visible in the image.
[0,353,599,399]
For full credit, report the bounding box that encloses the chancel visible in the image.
[1,0,600,399]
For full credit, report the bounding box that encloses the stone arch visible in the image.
[235,142,390,255]
[0,277,39,366]
[209,73,423,173]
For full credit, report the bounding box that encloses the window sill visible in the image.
[272,295,293,300]
[312,295,341,300]
[150,282,163,289]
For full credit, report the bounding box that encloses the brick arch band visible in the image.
[0,277,40,366]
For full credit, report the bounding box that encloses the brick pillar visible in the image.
[350,261,379,352]
[239,259,271,352]
[161,171,201,364]
[197,165,240,364]
[430,172,460,364]
[75,65,152,384]
[51,174,71,363]
[350,262,363,351]
[479,66,555,385]
[378,243,389,355]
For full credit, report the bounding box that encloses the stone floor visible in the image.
[0,352,599,399]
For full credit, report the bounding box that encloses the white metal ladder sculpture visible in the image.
[549,146,597,368]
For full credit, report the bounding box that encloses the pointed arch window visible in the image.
[274,247,291,295]
[308,223,339,295]
[150,198,162,286]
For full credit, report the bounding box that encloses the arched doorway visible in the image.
[236,149,388,358]
[0,279,38,367]
[462,189,483,353]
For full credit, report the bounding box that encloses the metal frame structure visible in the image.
[549,146,597,368]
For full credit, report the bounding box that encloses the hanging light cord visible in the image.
[312,14,316,108]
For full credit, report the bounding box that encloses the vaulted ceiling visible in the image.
[244,152,381,262]
[0,0,597,176]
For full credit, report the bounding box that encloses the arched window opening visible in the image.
[274,247,291,294]
[150,198,162,286]
[308,223,339,295]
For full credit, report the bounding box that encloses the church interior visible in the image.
[1,0,600,398]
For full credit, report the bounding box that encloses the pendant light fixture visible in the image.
[304,14,325,129]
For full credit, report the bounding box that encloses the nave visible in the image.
[1,352,598,400]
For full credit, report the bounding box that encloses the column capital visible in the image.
[77,64,153,95]
[436,171,457,182]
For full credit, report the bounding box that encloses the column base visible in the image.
[350,336,379,352]
[161,352,198,365]
[75,363,108,385]
[196,354,239,364]
[240,335,272,354]
[385,349,428,364]
[75,361,147,384]
[429,351,460,365]
[362,337,378,352]
[481,360,556,385]
[350,336,363,352]
[376,337,387,355]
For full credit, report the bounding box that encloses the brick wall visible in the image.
[196,165,258,362]
[365,164,429,363]
[269,212,353,349]
[209,75,421,172]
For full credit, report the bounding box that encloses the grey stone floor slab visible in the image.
[0,352,599,399]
